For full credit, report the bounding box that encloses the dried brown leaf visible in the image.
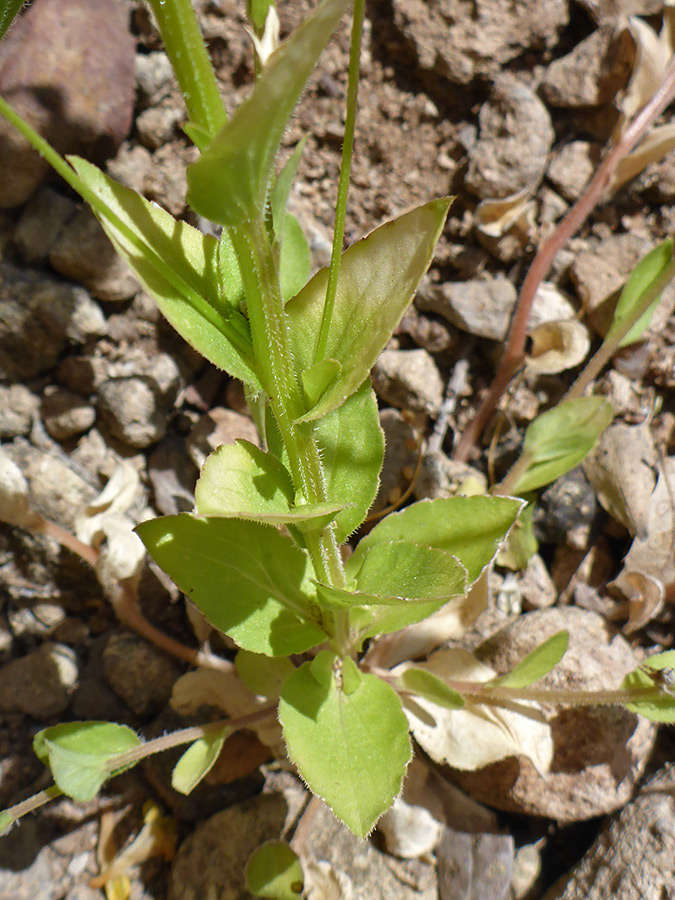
[525,318,591,374]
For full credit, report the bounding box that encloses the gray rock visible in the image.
[49,208,139,302]
[0,819,63,900]
[0,0,135,208]
[136,105,183,150]
[0,642,78,717]
[187,407,260,469]
[167,794,289,900]
[579,0,662,20]
[465,74,554,199]
[148,437,198,516]
[41,387,96,441]
[0,264,103,380]
[135,51,175,105]
[533,467,599,550]
[541,24,634,107]
[14,187,77,265]
[106,142,154,195]
[98,376,168,449]
[373,408,418,513]
[144,142,195,216]
[419,277,576,341]
[372,349,443,416]
[452,608,655,821]
[0,384,38,438]
[392,0,567,85]
[414,452,487,500]
[547,141,599,201]
[103,632,181,717]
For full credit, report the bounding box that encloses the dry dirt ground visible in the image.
[1,0,675,898]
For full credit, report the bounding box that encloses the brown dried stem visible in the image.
[453,53,675,462]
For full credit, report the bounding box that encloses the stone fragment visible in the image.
[135,51,175,105]
[533,467,600,550]
[541,25,634,108]
[452,608,655,821]
[372,348,443,415]
[136,105,183,149]
[97,376,169,449]
[14,187,76,264]
[40,387,96,441]
[0,0,135,207]
[0,384,38,438]
[102,632,181,717]
[49,208,139,302]
[392,0,567,85]
[547,141,599,201]
[518,553,557,609]
[373,408,418,513]
[419,278,575,341]
[148,437,198,516]
[187,407,260,469]
[0,642,78,717]
[465,74,554,200]
[577,0,662,24]
[414,452,487,500]
[0,264,104,379]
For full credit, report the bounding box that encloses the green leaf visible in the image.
[606,238,674,348]
[218,227,246,309]
[301,358,342,410]
[194,440,344,528]
[171,729,230,795]
[0,0,23,43]
[136,515,327,656]
[245,841,304,900]
[33,722,141,802]
[270,141,306,238]
[622,651,675,722]
[511,397,613,495]
[490,631,569,688]
[235,650,295,699]
[314,380,384,542]
[287,199,452,421]
[0,810,12,835]
[349,496,522,587]
[397,668,465,709]
[67,157,260,388]
[279,651,411,837]
[279,213,310,301]
[497,500,538,570]
[187,0,350,224]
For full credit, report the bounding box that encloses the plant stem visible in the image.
[1,785,63,833]
[230,220,345,591]
[453,52,675,463]
[450,681,661,708]
[314,0,365,364]
[563,255,675,402]
[146,0,227,149]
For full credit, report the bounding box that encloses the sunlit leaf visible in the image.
[605,238,674,348]
[622,650,675,722]
[279,652,411,837]
[490,631,569,688]
[67,157,260,388]
[511,397,613,495]
[270,140,306,237]
[397,668,465,709]
[496,500,538,570]
[0,0,23,43]
[187,0,350,224]
[33,722,141,802]
[314,380,384,542]
[287,199,451,421]
[349,496,522,587]
[245,841,304,900]
[171,729,230,794]
[136,515,327,656]
[279,214,310,301]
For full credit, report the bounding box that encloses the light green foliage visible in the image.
[136,515,327,656]
[279,213,311,301]
[622,651,675,722]
[33,722,141,802]
[489,631,569,688]
[397,668,465,709]
[245,841,304,900]
[497,501,538,570]
[67,157,260,387]
[511,397,614,495]
[279,651,411,837]
[235,651,295,699]
[171,729,230,794]
[286,199,452,421]
[0,810,11,834]
[187,0,351,225]
[313,380,384,541]
[606,238,673,347]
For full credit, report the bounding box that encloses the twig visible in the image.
[453,53,675,462]
[427,356,471,455]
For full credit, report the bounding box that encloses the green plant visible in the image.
[2,0,675,892]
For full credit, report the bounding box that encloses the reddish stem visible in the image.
[453,54,675,462]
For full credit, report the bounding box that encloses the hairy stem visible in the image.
[453,53,675,462]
